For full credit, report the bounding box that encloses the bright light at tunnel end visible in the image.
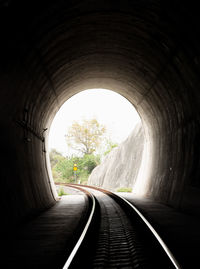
[48,88,141,156]
[47,88,150,198]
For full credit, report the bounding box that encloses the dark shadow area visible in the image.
[0,0,200,267]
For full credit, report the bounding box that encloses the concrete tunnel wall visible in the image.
[0,0,200,230]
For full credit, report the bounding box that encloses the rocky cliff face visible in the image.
[88,123,144,191]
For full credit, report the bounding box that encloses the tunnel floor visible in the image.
[120,193,200,268]
[2,193,87,269]
[2,192,200,268]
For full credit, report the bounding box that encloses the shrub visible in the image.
[57,187,68,196]
[50,149,100,184]
[116,187,132,193]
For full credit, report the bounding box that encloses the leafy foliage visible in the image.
[65,118,106,155]
[57,187,68,196]
[104,140,118,156]
[49,118,118,185]
[49,149,100,184]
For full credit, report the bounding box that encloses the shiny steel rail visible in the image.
[62,185,96,269]
[117,194,181,269]
[80,184,181,269]
[58,183,181,269]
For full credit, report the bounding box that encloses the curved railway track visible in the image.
[59,184,181,269]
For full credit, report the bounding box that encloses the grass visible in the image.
[116,187,132,193]
[57,187,68,196]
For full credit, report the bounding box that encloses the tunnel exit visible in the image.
[47,88,145,195]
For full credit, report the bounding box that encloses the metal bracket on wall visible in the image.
[16,120,47,145]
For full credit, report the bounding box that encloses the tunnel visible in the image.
[0,0,200,264]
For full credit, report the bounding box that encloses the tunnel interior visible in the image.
[1,0,200,232]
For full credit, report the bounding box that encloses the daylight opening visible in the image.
[48,89,144,196]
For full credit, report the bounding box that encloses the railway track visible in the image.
[59,184,181,269]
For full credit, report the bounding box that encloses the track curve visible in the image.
[62,185,96,269]
[59,184,181,269]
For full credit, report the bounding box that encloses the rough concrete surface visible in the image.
[120,193,200,268]
[0,1,200,265]
[1,195,88,269]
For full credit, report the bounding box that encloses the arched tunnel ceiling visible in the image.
[1,0,200,228]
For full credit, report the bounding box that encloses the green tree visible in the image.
[49,149,100,184]
[75,154,100,183]
[49,149,63,166]
[54,157,74,182]
[49,118,118,184]
[78,154,100,173]
[66,118,106,155]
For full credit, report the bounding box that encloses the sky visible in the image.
[48,88,141,156]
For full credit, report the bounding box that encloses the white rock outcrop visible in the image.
[88,123,144,191]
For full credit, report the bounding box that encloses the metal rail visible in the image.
[59,183,181,269]
[81,184,181,269]
[115,194,181,269]
[62,185,96,269]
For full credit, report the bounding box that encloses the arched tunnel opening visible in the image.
[48,88,144,195]
[1,0,200,267]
